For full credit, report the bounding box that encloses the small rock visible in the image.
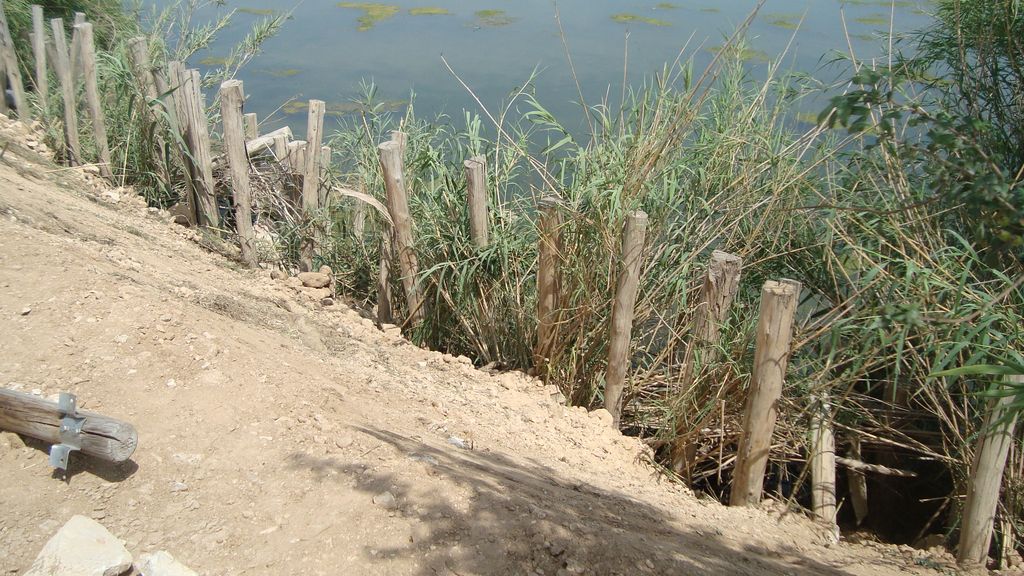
[136,550,198,576]
[297,272,331,289]
[270,269,289,281]
[300,287,331,301]
[20,307,31,316]
[456,355,473,365]
[24,515,133,576]
[318,265,333,276]
[448,436,468,449]
[589,409,614,427]
[285,276,303,289]
[373,491,398,510]
[165,379,177,388]
[320,298,335,307]
[113,334,128,344]
[334,436,354,449]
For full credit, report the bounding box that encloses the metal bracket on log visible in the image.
[49,392,84,470]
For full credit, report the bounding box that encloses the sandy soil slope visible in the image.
[0,117,942,575]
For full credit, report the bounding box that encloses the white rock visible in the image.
[373,491,398,510]
[24,515,132,576]
[136,551,198,576]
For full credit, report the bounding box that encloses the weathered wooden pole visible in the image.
[271,132,289,165]
[126,37,173,185]
[77,23,112,179]
[183,68,219,228]
[0,53,7,116]
[243,112,258,140]
[604,211,649,427]
[464,155,489,248]
[31,5,47,111]
[377,232,394,325]
[68,13,84,81]
[957,375,1022,566]
[534,196,563,380]
[379,140,424,325]
[847,436,869,526]
[671,250,743,473]
[219,80,257,267]
[730,279,801,507]
[319,145,332,206]
[297,100,324,271]
[49,18,80,165]
[0,2,28,119]
[810,394,837,526]
[0,388,137,464]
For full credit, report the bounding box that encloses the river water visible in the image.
[155,0,934,136]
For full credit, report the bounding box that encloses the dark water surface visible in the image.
[151,0,934,136]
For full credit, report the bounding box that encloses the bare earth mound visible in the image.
[0,119,933,575]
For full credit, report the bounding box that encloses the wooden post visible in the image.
[847,436,869,526]
[464,155,489,248]
[377,232,394,325]
[604,211,649,427]
[957,375,1022,566]
[730,279,801,507]
[319,145,332,207]
[670,250,743,474]
[379,140,424,325]
[298,100,325,271]
[243,112,258,140]
[77,23,112,179]
[0,388,137,463]
[272,132,289,165]
[811,394,837,526]
[165,61,198,225]
[49,18,80,165]
[0,52,7,115]
[31,5,47,111]
[534,196,563,380]
[219,80,257,267]
[69,13,84,85]
[126,37,172,185]
[0,2,28,119]
[183,68,219,228]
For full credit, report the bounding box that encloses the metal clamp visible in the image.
[49,393,85,470]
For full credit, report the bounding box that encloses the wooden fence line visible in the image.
[810,394,837,527]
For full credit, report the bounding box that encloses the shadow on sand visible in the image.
[287,425,904,575]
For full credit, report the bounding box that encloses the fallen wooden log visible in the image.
[0,388,137,465]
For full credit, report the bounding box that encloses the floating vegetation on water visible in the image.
[654,3,680,9]
[700,7,720,13]
[256,67,302,78]
[852,33,875,42]
[854,14,889,26]
[409,7,449,16]
[610,13,671,26]
[337,2,400,31]
[236,7,276,16]
[283,99,406,116]
[474,9,516,27]
[795,111,822,125]
[764,13,800,30]
[199,55,228,66]
[707,45,769,62]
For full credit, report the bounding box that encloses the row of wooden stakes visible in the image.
[2,5,1015,566]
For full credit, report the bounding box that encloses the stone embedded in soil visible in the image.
[297,272,331,288]
[136,550,199,576]
[24,515,133,576]
[270,269,289,281]
[20,307,31,315]
[318,265,333,275]
[589,408,614,427]
[373,491,398,510]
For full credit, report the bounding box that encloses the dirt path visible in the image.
[0,118,939,575]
